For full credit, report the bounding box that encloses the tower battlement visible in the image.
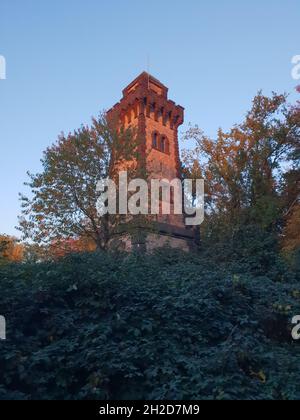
[107,72,184,180]
[107,72,184,128]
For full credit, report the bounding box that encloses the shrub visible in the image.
[0,249,299,400]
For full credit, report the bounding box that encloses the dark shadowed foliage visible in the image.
[0,248,299,400]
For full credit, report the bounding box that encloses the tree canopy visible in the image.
[182,91,299,252]
[18,114,138,250]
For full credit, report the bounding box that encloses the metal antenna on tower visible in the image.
[147,54,150,90]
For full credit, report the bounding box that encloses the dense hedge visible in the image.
[0,249,299,400]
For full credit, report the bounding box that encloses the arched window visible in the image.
[161,136,166,152]
[150,102,156,117]
[165,138,170,154]
[160,135,169,153]
[152,133,169,154]
[152,132,158,149]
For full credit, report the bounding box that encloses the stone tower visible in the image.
[107,72,195,251]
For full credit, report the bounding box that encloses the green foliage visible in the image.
[0,249,299,400]
[201,222,286,277]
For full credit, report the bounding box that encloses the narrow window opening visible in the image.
[152,132,158,148]
[161,136,166,153]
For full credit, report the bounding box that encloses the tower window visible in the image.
[160,136,169,153]
[161,136,166,153]
[152,132,169,154]
[150,102,156,112]
[152,132,158,149]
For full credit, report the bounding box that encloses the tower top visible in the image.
[107,72,184,127]
[122,72,168,99]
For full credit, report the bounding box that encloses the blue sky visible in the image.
[0,0,299,237]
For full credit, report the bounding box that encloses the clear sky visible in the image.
[0,0,299,237]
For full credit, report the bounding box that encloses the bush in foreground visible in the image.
[0,249,299,400]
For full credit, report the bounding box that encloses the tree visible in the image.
[48,236,97,259]
[182,92,299,240]
[18,114,139,250]
[282,204,300,252]
[0,235,24,264]
[281,87,300,252]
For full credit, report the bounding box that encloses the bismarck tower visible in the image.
[107,72,196,251]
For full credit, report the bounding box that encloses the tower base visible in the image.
[108,223,197,253]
